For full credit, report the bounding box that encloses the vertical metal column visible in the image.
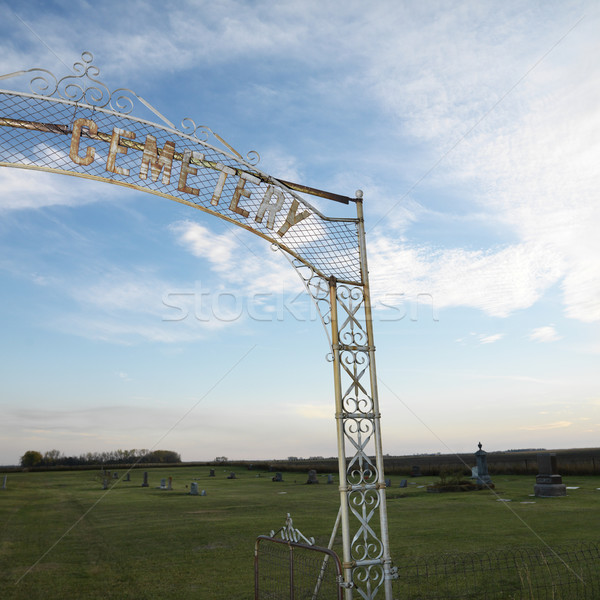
[329,190,394,600]
[329,277,354,600]
[355,192,394,600]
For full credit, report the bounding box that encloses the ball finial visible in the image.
[355,189,363,199]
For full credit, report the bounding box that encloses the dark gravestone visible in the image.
[411,466,421,477]
[399,479,408,488]
[272,472,283,482]
[534,453,566,497]
[190,482,199,495]
[113,472,119,479]
[327,474,334,484]
[385,478,391,487]
[227,472,236,479]
[124,472,130,482]
[209,469,215,477]
[142,471,149,487]
[306,470,319,484]
[2,475,7,490]
[475,442,493,486]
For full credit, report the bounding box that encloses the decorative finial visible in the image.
[355,189,363,199]
[478,441,482,451]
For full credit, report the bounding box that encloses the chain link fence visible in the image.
[392,542,600,599]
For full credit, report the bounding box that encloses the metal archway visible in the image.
[0,52,394,599]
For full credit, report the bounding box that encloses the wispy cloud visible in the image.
[529,325,562,343]
[369,237,562,318]
[520,421,573,431]
[479,333,504,345]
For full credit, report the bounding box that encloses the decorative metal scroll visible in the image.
[269,513,315,546]
[0,53,395,599]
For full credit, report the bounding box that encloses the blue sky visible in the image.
[1,0,599,465]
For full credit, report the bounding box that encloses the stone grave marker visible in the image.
[411,465,421,477]
[272,472,283,482]
[327,474,334,484]
[385,478,391,487]
[190,482,199,495]
[227,472,236,479]
[124,472,130,482]
[142,471,149,487]
[475,442,493,486]
[306,470,319,484]
[2,475,7,490]
[200,489,207,496]
[534,453,566,497]
[399,479,407,488]
[209,469,215,477]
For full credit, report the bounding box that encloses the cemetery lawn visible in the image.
[2,468,600,599]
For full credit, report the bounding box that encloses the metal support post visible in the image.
[330,276,354,599]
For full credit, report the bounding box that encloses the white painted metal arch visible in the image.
[0,52,395,599]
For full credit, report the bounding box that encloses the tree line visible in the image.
[20,448,181,468]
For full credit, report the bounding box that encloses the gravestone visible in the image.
[411,466,421,477]
[190,482,199,495]
[227,472,236,479]
[385,478,391,487]
[399,479,407,488]
[327,474,334,484]
[2,475,7,489]
[475,442,493,486]
[306,470,319,484]
[534,453,566,497]
[471,466,478,479]
[124,472,130,482]
[272,472,283,482]
[209,469,215,477]
[113,472,119,479]
[200,489,207,496]
[142,471,149,487]
[159,478,167,489]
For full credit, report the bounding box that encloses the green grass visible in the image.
[1,469,600,599]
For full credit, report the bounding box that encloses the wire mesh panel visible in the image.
[0,52,361,284]
[393,542,600,599]
[255,536,343,600]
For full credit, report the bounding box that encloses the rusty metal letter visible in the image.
[178,149,205,196]
[106,127,136,176]
[230,172,260,218]
[277,198,311,236]
[255,185,285,230]
[69,118,98,166]
[139,135,175,184]
[211,163,236,206]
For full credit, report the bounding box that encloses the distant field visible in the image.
[2,467,600,599]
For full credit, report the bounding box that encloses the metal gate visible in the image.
[255,536,344,600]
